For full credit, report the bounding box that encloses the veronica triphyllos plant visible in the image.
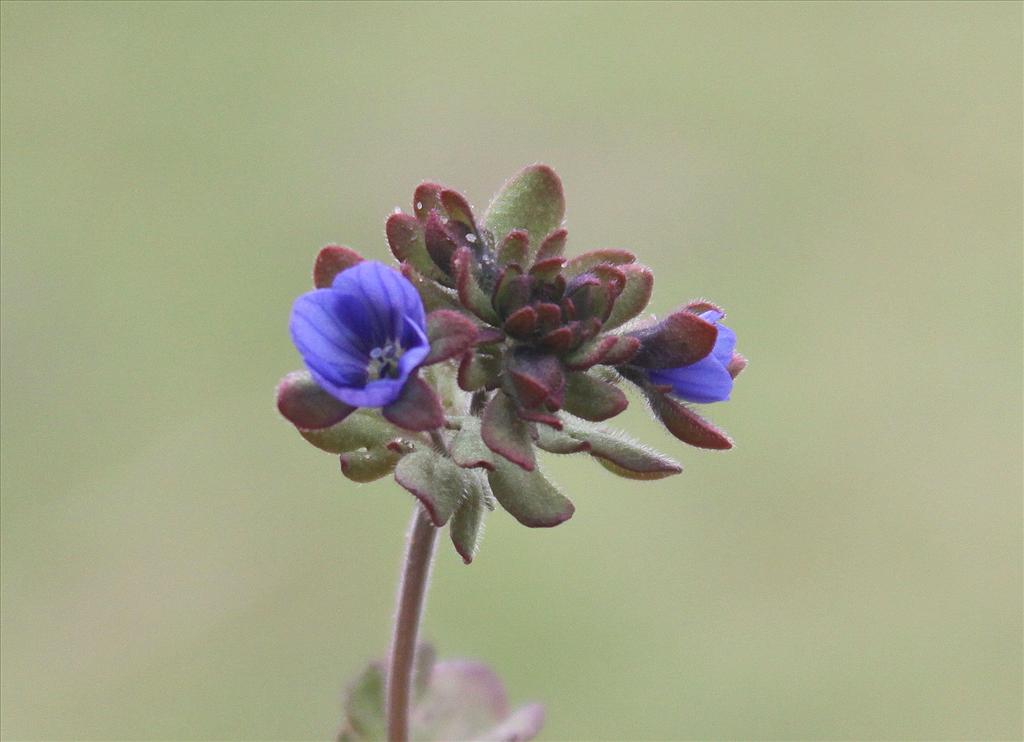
[276,165,746,741]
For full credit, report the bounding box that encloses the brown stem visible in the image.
[385,499,439,741]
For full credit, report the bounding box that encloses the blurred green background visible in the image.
[2,2,1020,740]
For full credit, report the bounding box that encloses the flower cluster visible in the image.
[277,165,745,562]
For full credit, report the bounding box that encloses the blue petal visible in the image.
[289,261,429,408]
[649,355,733,403]
[322,374,408,408]
[290,290,369,366]
[712,323,736,365]
[331,261,427,343]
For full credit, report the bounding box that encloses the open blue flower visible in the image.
[647,310,736,404]
[289,261,430,407]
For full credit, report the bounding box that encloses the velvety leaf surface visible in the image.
[497,230,530,266]
[457,350,502,392]
[339,446,403,483]
[450,417,497,470]
[603,263,654,331]
[563,420,681,479]
[562,372,628,421]
[481,391,536,471]
[561,248,635,279]
[454,248,500,324]
[386,212,446,282]
[629,310,718,369]
[298,409,404,454]
[650,391,733,450]
[449,474,490,564]
[534,228,567,262]
[487,457,574,528]
[393,449,467,526]
[483,164,564,245]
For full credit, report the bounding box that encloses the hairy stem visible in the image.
[385,472,442,740]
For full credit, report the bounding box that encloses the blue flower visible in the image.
[289,261,430,407]
[647,311,736,404]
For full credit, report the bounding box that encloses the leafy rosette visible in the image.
[277,164,745,563]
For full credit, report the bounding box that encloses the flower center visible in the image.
[368,341,403,381]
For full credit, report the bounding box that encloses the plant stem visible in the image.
[385,502,439,742]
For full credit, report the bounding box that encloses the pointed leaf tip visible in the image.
[651,392,733,450]
[383,376,445,431]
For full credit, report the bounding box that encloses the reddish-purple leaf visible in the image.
[503,305,538,337]
[533,302,562,332]
[276,370,354,430]
[481,390,535,471]
[534,228,568,262]
[440,188,476,228]
[313,245,364,288]
[628,310,718,369]
[650,392,733,449]
[424,211,459,274]
[382,376,445,431]
[424,310,478,365]
[528,256,565,282]
[508,351,565,409]
[413,182,444,221]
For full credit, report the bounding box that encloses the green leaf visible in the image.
[562,248,635,279]
[563,420,681,479]
[300,409,406,453]
[603,263,654,331]
[339,446,403,483]
[562,372,628,422]
[394,449,468,526]
[487,457,574,528]
[484,164,564,245]
[449,473,491,564]
[534,424,588,454]
[450,417,497,470]
[481,391,536,471]
[337,661,386,741]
